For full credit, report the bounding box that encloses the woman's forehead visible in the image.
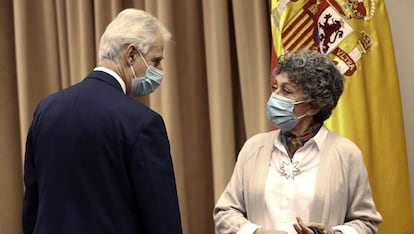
[274,72,292,83]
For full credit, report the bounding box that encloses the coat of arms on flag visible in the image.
[272,0,375,77]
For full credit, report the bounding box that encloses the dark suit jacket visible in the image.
[23,70,182,234]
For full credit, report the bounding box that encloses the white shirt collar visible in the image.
[93,67,126,94]
[274,124,329,153]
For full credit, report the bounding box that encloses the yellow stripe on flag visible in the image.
[271,0,413,233]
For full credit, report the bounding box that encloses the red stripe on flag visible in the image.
[281,11,309,38]
[300,35,317,51]
[271,42,277,80]
[282,15,312,45]
[286,23,315,51]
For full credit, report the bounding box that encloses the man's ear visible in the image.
[125,45,138,64]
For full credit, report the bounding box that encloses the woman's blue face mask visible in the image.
[266,94,308,131]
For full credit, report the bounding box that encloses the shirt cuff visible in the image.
[237,223,262,234]
[332,225,358,234]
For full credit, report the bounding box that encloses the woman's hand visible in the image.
[293,217,336,234]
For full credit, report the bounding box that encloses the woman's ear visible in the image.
[307,103,322,116]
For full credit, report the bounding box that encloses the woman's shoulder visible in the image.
[325,130,361,152]
[238,130,278,160]
[323,130,364,165]
[244,130,278,147]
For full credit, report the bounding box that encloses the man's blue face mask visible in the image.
[130,50,164,96]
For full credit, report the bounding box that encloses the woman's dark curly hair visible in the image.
[274,49,344,122]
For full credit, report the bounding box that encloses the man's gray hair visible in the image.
[98,8,171,63]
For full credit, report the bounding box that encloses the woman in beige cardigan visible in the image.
[213,50,382,234]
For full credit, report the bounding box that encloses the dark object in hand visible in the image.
[308,226,324,234]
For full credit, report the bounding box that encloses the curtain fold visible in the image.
[232,0,271,138]
[0,1,23,233]
[2,1,270,233]
[14,0,62,150]
[154,1,214,233]
[202,0,237,202]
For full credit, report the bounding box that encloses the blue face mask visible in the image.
[266,94,307,131]
[130,51,164,96]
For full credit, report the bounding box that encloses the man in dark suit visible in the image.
[22,8,182,234]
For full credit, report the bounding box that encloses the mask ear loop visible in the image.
[129,47,139,79]
[138,50,149,68]
[137,50,164,78]
[293,100,311,119]
[130,64,137,78]
[293,100,307,105]
[297,113,309,119]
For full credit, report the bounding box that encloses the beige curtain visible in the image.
[0,0,270,233]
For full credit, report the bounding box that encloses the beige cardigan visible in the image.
[213,127,382,233]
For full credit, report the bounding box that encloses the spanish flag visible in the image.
[270,0,413,233]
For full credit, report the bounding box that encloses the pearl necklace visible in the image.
[364,0,376,21]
